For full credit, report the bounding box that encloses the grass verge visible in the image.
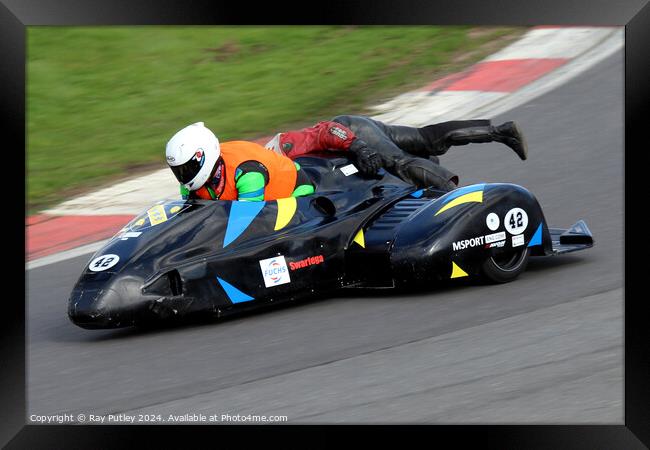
[27,26,524,213]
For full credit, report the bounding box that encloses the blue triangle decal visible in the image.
[410,189,424,198]
[217,277,254,304]
[528,223,543,247]
[223,201,266,247]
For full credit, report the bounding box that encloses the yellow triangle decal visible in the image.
[450,261,468,279]
[274,197,297,231]
[435,191,483,216]
[353,228,365,248]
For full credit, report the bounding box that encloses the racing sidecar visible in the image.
[68,155,593,329]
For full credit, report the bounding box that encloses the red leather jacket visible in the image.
[264,121,357,158]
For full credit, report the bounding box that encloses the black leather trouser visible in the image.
[332,115,490,191]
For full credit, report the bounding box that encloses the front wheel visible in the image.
[481,247,530,283]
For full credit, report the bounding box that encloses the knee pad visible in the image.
[394,157,459,190]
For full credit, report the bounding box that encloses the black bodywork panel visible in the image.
[68,155,592,329]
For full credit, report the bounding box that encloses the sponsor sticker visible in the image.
[486,212,500,231]
[452,236,485,251]
[454,231,506,251]
[289,255,325,271]
[329,126,348,140]
[259,256,291,288]
[504,208,529,235]
[484,231,506,244]
[512,234,525,247]
[120,231,142,240]
[340,164,359,176]
[147,205,168,226]
[88,254,120,272]
[485,240,506,249]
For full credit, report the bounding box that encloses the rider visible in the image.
[165,121,381,202]
[166,117,527,201]
[265,115,527,191]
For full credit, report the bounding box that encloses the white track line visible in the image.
[26,240,109,271]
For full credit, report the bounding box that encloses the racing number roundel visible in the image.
[88,254,120,272]
[486,213,500,231]
[504,208,528,235]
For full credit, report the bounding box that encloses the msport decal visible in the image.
[289,255,324,271]
[505,208,528,235]
[453,231,506,252]
[452,236,485,251]
[259,256,291,288]
[88,254,120,272]
[486,212,500,231]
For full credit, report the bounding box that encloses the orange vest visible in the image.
[194,141,298,201]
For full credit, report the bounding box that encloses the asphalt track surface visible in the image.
[27,52,623,424]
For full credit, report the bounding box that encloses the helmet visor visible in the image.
[169,151,206,185]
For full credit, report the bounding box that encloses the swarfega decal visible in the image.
[289,255,325,271]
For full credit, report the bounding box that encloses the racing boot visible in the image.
[491,121,528,160]
[421,121,528,160]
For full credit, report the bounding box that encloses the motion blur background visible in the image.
[27,26,523,213]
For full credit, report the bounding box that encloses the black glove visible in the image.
[348,139,382,177]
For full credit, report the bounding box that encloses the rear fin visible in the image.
[560,220,593,245]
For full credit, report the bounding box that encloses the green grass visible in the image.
[27,26,523,213]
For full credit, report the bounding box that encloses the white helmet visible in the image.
[166,122,220,191]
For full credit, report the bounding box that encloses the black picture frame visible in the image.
[5,0,648,447]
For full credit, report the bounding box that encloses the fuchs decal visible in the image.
[259,256,291,288]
